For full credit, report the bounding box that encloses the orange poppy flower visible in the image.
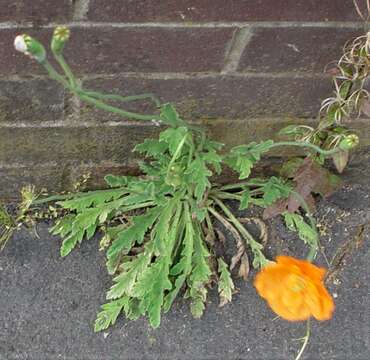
[254,255,334,321]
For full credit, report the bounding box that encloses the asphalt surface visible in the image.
[0,173,369,360]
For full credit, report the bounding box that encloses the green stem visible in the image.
[294,319,311,360]
[269,141,340,156]
[77,92,162,122]
[84,91,161,108]
[43,60,71,89]
[43,61,162,122]
[219,180,267,191]
[53,53,76,88]
[211,191,242,201]
[168,134,188,169]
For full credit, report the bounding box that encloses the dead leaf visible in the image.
[238,253,250,281]
[332,150,349,173]
[264,158,340,218]
[263,199,288,219]
[238,217,268,247]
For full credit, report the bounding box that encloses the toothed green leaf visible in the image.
[217,258,235,306]
[94,297,129,332]
[283,212,318,246]
[107,206,162,259]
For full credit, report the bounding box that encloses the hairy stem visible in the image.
[294,319,311,360]
[53,53,76,88]
[84,91,161,108]
[42,61,161,122]
[269,141,340,156]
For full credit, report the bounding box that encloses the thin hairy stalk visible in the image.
[77,92,161,122]
[42,61,161,122]
[204,210,216,243]
[220,181,258,191]
[53,53,76,88]
[42,60,71,89]
[269,141,340,156]
[294,319,311,360]
[211,191,243,201]
[84,91,161,108]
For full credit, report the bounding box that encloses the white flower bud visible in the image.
[13,34,46,63]
[14,35,28,54]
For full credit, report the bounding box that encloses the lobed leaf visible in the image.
[217,258,235,307]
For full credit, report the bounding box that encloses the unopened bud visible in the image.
[339,134,359,150]
[51,26,70,55]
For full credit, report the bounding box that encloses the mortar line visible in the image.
[0,117,321,129]
[0,72,330,82]
[0,21,367,30]
[72,0,90,21]
[0,160,133,169]
[222,27,253,74]
[0,120,160,128]
[80,72,329,80]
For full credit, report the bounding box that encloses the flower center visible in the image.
[288,274,306,292]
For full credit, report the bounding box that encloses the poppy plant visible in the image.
[254,256,335,321]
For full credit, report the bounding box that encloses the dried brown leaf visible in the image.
[238,253,250,281]
[263,199,288,219]
[332,150,349,173]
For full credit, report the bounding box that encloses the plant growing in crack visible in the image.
[2,24,364,359]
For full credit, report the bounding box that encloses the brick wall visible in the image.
[0,0,369,199]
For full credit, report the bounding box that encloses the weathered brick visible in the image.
[1,117,369,199]
[0,164,65,200]
[64,27,234,74]
[0,125,159,164]
[0,0,71,23]
[81,75,332,121]
[239,28,363,73]
[0,120,285,164]
[0,79,65,123]
[88,0,360,22]
[0,162,140,200]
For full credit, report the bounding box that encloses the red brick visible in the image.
[1,27,233,75]
[82,75,332,121]
[88,0,360,22]
[64,27,234,74]
[239,28,363,73]
[0,0,71,23]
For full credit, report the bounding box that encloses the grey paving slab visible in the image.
[0,178,369,360]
